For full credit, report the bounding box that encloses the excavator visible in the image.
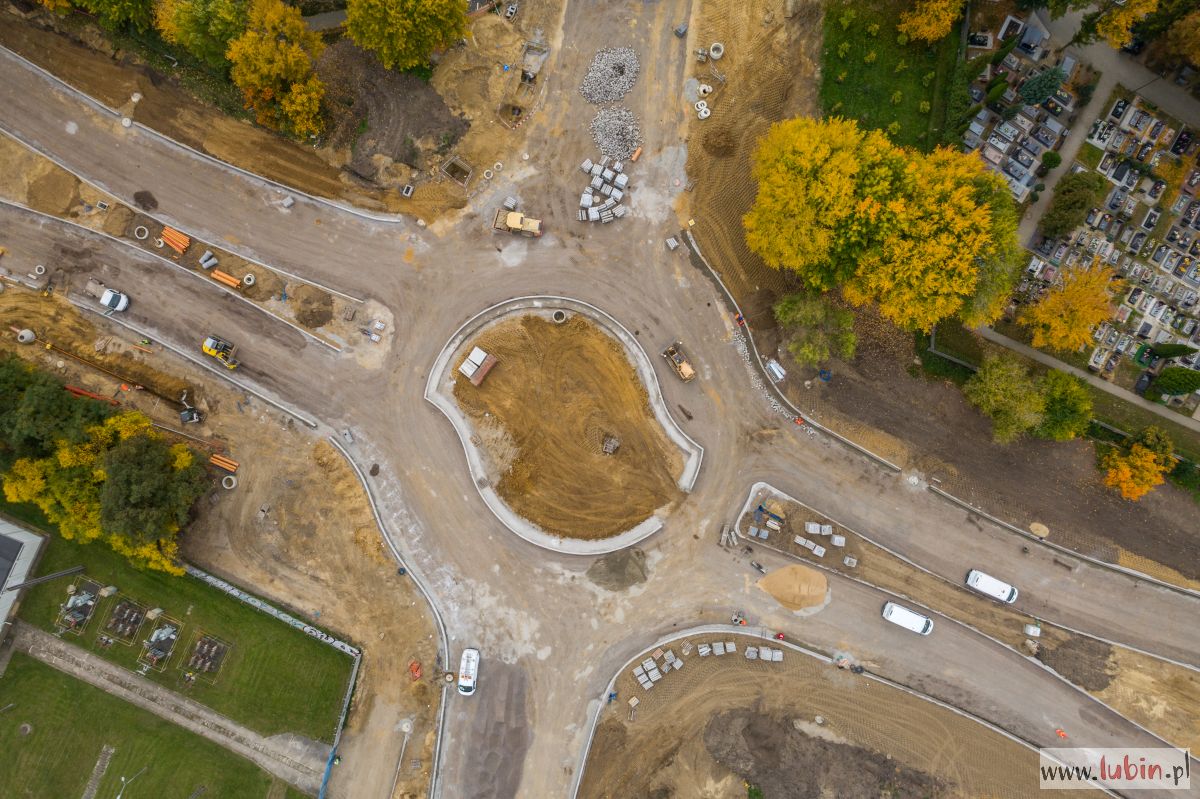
[201,335,240,370]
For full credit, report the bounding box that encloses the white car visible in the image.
[99,288,129,312]
[965,569,1018,604]
[881,601,933,635]
[457,648,480,696]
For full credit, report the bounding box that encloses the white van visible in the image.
[457,648,480,696]
[881,601,933,636]
[965,569,1018,604]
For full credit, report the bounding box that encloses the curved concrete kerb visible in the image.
[424,296,704,556]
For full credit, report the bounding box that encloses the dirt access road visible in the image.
[4,1,1200,796]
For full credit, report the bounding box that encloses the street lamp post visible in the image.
[114,766,147,799]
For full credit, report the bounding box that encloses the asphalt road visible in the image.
[3,1,1199,796]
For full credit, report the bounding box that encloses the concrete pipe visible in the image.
[483,169,494,180]
[243,273,256,287]
[221,475,238,490]
[698,107,712,119]
[34,264,46,275]
[121,117,132,128]
[494,162,504,171]
[133,225,149,240]
[552,310,568,323]
[698,84,713,96]
[154,238,165,248]
[695,100,708,111]
[710,42,725,59]
[17,329,36,344]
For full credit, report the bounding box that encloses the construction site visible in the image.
[451,312,685,540]
[579,633,1096,799]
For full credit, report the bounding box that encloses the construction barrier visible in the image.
[209,453,239,473]
[209,269,242,289]
[161,226,191,254]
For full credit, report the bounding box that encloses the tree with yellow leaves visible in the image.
[897,0,963,43]
[1074,0,1161,48]
[346,0,466,72]
[1101,426,1174,501]
[1021,261,1118,352]
[744,117,1021,331]
[226,0,326,137]
[155,0,249,69]
[1163,10,1200,64]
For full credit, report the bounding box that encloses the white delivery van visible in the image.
[965,570,1018,603]
[457,648,480,696]
[881,601,933,635]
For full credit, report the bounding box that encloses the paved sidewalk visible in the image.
[977,326,1200,434]
[10,622,326,793]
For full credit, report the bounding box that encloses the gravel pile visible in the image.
[579,47,640,104]
[590,107,642,160]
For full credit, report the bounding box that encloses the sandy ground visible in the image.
[681,0,823,319]
[756,563,827,611]
[0,288,440,799]
[452,313,684,539]
[578,633,1103,799]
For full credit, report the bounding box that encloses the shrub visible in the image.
[1041,151,1062,170]
[887,120,901,136]
[919,100,931,113]
[838,41,851,58]
[891,90,903,104]
[864,50,877,64]
[897,33,910,45]
[836,71,848,83]
[839,8,856,29]
[922,70,935,86]
[867,22,879,36]
[894,59,909,73]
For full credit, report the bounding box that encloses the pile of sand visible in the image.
[757,564,828,611]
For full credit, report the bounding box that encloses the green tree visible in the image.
[1150,367,1200,396]
[346,0,466,72]
[964,354,1046,443]
[74,0,153,30]
[991,34,1020,64]
[1039,171,1109,239]
[100,433,206,546]
[226,0,327,137]
[157,0,249,69]
[1149,342,1198,360]
[1019,67,1066,105]
[745,117,1021,331]
[1035,371,1092,440]
[1041,151,1063,170]
[0,356,112,457]
[773,293,857,366]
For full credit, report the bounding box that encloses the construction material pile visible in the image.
[577,155,631,224]
[589,107,642,161]
[579,46,640,104]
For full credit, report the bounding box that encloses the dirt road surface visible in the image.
[10,622,325,793]
[3,0,1200,795]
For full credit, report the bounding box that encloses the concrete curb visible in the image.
[0,197,341,353]
[569,624,1122,799]
[323,435,451,799]
[423,295,705,556]
[0,45,409,228]
[683,230,1200,600]
[744,482,1200,672]
[67,298,319,428]
[929,485,1200,600]
[682,231,904,472]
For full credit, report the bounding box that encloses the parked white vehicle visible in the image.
[457,648,480,696]
[881,601,933,635]
[965,570,1019,603]
[100,288,129,312]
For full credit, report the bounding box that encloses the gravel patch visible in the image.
[590,107,643,160]
[579,46,641,104]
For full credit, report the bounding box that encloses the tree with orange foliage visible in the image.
[1075,0,1161,48]
[897,0,963,43]
[1101,426,1175,501]
[1021,261,1118,353]
[1163,10,1200,64]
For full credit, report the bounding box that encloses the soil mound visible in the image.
[704,710,947,798]
[586,548,649,591]
[756,564,827,611]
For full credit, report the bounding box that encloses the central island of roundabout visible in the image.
[425,297,704,554]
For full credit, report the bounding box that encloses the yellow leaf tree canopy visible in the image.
[346,0,467,72]
[3,412,207,574]
[1094,0,1159,48]
[1021,260,1119,352]
[227,0,326,137]
[744,117,1021,331]
[898,0,963,43]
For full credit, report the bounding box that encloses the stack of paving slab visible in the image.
[745,645,784,662]
[697,640,738,657]
[577,156,630,224]
[632,648,684,691]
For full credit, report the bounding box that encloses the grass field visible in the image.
[0,652,307,799]
[3,500,353,743]
[820,0,961,151]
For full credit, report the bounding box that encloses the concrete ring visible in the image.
[221,475,238,490]
[494,162,504,171]
[133,226,149,240]
[483,170,494,180]
[243,274,257,287]
[153,238,165,248]
[34,264,46,276]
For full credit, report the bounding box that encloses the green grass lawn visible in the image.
[4,500,353,744]
[1077,142,1105,170]
[820,0,961,151]
[0,652,307,799]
